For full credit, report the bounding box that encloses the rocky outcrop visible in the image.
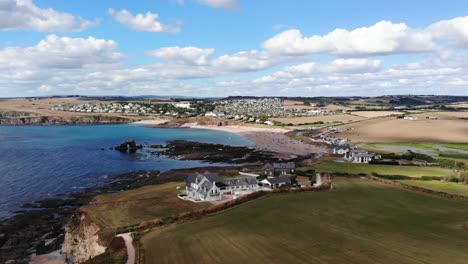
[61,212,106,264]
[114,139,143,152]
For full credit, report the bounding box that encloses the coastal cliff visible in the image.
[0,111,138,125]
[61,211,106,264]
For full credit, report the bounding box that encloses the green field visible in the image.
[363,143,468,160]
[141,178,468,264]
[303,161,451,177]
[81,182,211,230]
[399,180,468,197]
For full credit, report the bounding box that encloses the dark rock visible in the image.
[114,139,143,152]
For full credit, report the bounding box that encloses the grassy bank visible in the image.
[81,182,212,230]
[302,161,450,177]
[140,177,468,264]
[399,180,468,197]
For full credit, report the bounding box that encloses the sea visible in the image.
[0,124,250,218]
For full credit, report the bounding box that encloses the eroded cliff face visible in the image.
[61,212,106,264]
[0,111,136,125]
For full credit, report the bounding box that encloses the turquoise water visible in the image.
[0,124,250,218]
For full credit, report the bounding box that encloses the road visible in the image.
[117,233,135,264]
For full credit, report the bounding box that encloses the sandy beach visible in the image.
[184,124,326,157]
[132,119,171,125]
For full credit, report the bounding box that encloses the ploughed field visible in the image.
[140,177,468,264]
[305,161,450,177]
[336,113,468,143]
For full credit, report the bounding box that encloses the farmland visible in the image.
[336,116,468,143]
[141,177,468,264]
[351,111,405,118]
[272,114,365,125]
[399,180,468,197]
[303,161,451,178]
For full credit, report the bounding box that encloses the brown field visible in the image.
[412,111,468,120]
[272,114,365,124]
[351,111,405,118]
[447,102,468,108]
[282,99,317,110]
[282,100,355,111]
[337,116,468,143]
[321,104,355,111]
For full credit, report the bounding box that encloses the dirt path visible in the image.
[117,233,135,264]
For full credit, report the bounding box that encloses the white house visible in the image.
[260,176,291,188]
[185,174,222,202]
[345,149,381,163]
[185,174,258,202]
[174,103,191,109]
[332,144,350,155]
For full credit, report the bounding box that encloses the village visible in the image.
[51,97,343,121]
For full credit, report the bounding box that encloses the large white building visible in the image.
[345,149,381,163]
[185,174,258,202]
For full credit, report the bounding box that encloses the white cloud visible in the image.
[0,0,97,32]
[263,21,435,56]
[254,59,382,82]
[108,8,180,33]
[212,50,291,72]
[197,0,239,10]
[146,46,214,65]
[428,16,468,47]
[0,34,122,71]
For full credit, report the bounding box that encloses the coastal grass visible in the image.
[140,177,468,264]
[399,180,468,197]
[81,182,211,230]
[362,142,468,162]
[302,161,451,178]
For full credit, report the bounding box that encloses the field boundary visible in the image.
[130,185,332,264]
[368,175,468,201]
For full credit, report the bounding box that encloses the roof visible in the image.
[219,177,258,187]
[266,176,291,185]
[186,173,221,186]
[274,162,296,169]
[332,144,349,150]
[353,153,376,158]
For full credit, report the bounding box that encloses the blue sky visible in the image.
[1,0,468,97]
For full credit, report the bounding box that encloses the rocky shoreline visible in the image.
[0,137,307,263]
[0,112,139,126]
[0,170,163,263]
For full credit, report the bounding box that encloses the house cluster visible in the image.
[332,145,381,163]
[212,98,286,117]
[183,163,296,202]
[53,103,160,115]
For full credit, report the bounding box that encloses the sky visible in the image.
[1,0,468,97]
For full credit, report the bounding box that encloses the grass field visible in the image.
[399,180,468,197]
[141,177,468,264]
[81,182,211,230]
[303,161,451,177]
[362,143,468,162]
